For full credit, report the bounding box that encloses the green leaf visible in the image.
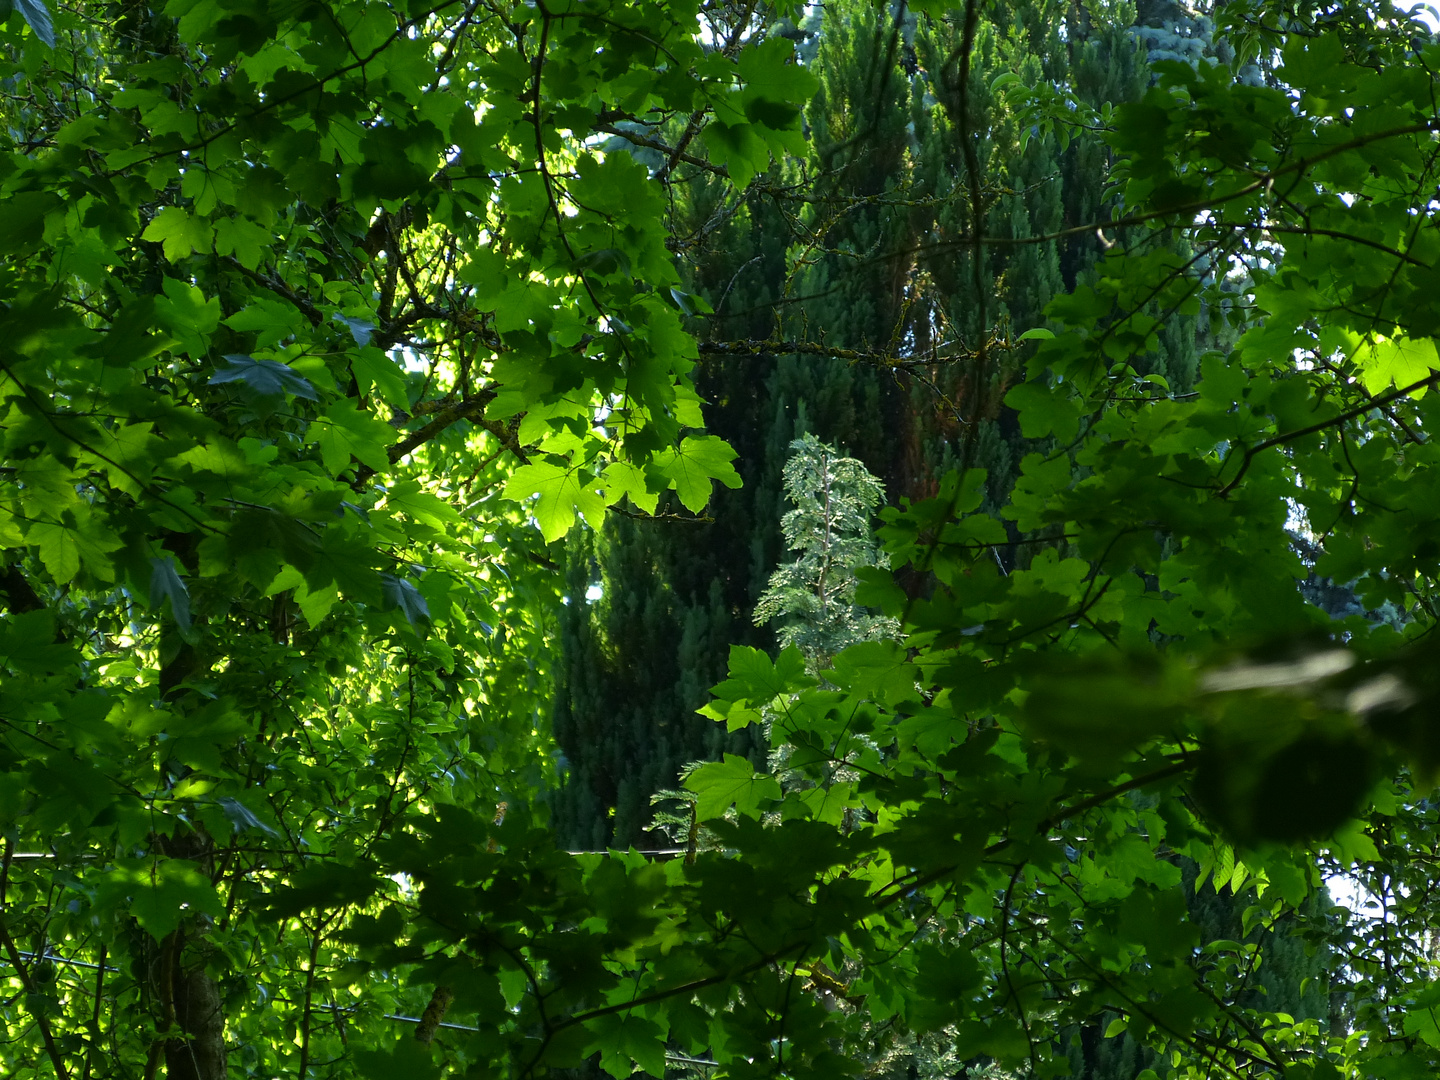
[829,640,919,704]
[684,753,781,820]
[294,579,339,627]
[15,0,53,47]
[210,354,317,401]
[1363,1054,1436,1080]
[216,796,278,836]
[352,346,409,407]
[353,1040,441,1080]
[736,36,818,116]
[701,646,814,731]
[703,120,767,189]
[656,435,742,513]
[909,943,982,1029]
[214,215,270,270]
[1004,378,1081,441]
[224,298,308,348]
[1017,327,1055,341]
[156,278,222,357]
[148,555,192,632]
[457,246,507,296]
[311,400,395,476]
[585,1012,668,1079]
[718,644,812,702]
[0,191,63,253]
[666,287,711,316]
[140,206,214,261]
[1264,859,1309,908]
[602,459,662,516]
[1019,654,1183,766]
[1356,333,1439,396]
[952,1017,1032,1065]
[28,520,80,583]
[266,861,385,919]
[384,480,462,529]
[0,610,76,674]
[334,313,376,346]
[26,509,123,584]
[104,858,224,941]
[381,573,431,627]
[502,459,606,542]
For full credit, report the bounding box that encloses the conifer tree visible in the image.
[550,0,1220,846]
[754,434,899,662]
[549,0,1332,1065]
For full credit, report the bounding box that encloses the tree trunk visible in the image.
[155,827,227,1080]
[164,958,227,1080]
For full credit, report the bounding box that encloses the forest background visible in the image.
[3,0,1440,1078]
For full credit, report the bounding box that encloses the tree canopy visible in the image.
[4,0,1440,1078]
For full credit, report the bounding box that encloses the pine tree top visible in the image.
[754,434,899,662]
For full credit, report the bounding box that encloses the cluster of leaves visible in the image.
[0,0,815,1075]
[5,1,1440,1080]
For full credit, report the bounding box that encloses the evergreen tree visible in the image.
[549,518,743,849]
[754,434,899,662]
[550,0,1333,1068]
[549,0,1222,845]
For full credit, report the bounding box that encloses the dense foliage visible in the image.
[5,1,1440,1079]
[547,0,1213,855]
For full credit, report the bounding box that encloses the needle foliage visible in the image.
[752,434,898,663]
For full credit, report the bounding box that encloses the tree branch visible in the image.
[597,122,726,177]
[353,391,528,487]
[0,895,72,1079]
[1219,368,1440,495]
[697,338,982,365]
